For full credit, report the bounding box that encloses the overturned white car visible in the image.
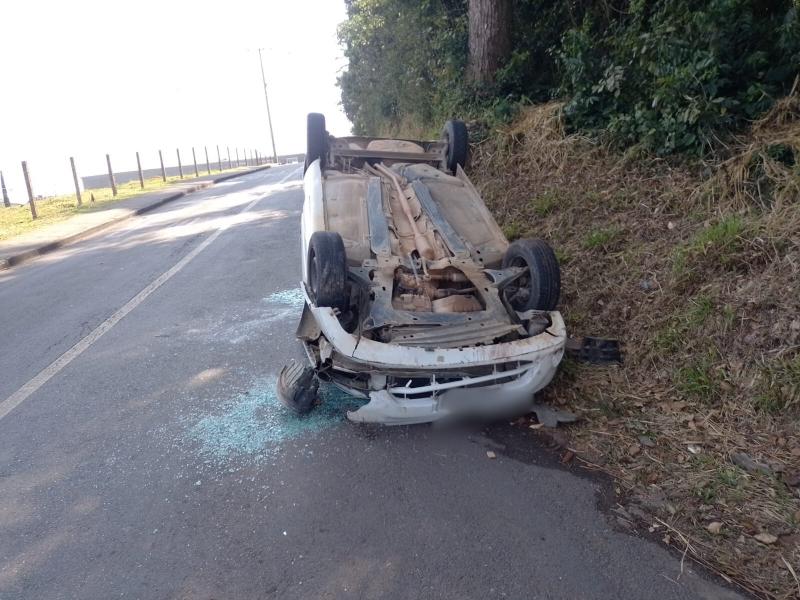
[277,113,566,425]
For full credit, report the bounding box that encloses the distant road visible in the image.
[81,154,304,189]
[0,164,742,599]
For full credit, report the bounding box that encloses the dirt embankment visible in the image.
[468,98,800,599]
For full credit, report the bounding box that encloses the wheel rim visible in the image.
[505,256,532,309]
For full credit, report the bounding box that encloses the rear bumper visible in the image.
[302,290,566,425]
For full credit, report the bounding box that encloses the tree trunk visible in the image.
[468,0,512,85]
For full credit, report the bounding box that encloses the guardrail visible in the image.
[1,146,271,220]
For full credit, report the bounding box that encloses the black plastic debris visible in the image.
[565,336,622,364]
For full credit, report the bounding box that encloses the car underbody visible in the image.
[278,115,567,424]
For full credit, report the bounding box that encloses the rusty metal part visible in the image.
[427,270,469,283]
[394,293,432,312]
[397,272,473,295]
[386,320,523,348]
[434,287,477,298]
[375,163,436,260]
[396,270,478,310]
[432,295,482,313]
[397,271,430,293]
[329,136,448,169]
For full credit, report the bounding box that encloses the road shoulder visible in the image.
[0,166,271,271]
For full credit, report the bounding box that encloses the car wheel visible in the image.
[304,113,327,174]
[442,119,468,173]
[308,231,348,310]
[277,362,319,415]
[502,238,561,312]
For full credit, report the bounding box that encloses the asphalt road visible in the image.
[0,165,744,600]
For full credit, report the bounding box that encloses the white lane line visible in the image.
[0,193,266,423]
[278,166,303,184]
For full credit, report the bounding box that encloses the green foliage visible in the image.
[557,0,800,155]
[337,0,800,155]
[338,0,469,135]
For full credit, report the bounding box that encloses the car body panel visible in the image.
[304,286,565,369]
[296,127,566,424]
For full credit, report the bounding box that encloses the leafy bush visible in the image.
[338,0,468,135]
[558,0,800,155]
[338,0,800,155]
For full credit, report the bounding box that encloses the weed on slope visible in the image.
[470,99,799,599]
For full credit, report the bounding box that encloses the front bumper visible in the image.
[347,359,560,425]
[301,290,567,425]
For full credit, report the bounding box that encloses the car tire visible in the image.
[277,362,319,415]
[304,113,327,174]
[502,238,561,312]
[308,231,348,310]
[442,119,468,173]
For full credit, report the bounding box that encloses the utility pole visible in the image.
[136,152,145,189]
[106,154,117,196]
[159,150,167,181]
[191,147,199,177]
[21,161,37,219]
[70,157,82,205]
[258,48,278,163]
[1,170,10,207]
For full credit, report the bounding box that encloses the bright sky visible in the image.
[0,0,351,198]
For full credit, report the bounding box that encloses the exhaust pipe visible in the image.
[375,163,435,260]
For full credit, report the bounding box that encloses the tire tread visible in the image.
[308,231,348,310]
[502,238,561,311]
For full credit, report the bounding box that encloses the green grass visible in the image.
[696,482,718,504]
[695,467,743,506]
[583,227,621,250]
[672,215,746,277]
[502,222,524,241]
[554,247,572,265]
[687,295,714,326]
[676,356,719,402]
[655,294,716,352]
[716,467,741,488]
[563,307,587,329]
[694,215,744,248]
[532,191,559,217]
[0,167,247,242]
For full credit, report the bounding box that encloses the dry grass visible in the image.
[470,99,800,598]
[0,167,245,242]
[377,114,440,141]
